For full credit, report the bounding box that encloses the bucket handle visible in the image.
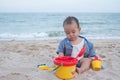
[52,64,62,71]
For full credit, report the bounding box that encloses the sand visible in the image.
[0,39,120,80]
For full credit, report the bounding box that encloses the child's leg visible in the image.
[76,58,91,75]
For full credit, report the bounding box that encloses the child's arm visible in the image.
[56,40,65,56]
[88,41,96,59]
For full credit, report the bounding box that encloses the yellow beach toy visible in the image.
[38,65,54,70]
[38,64,62,71]
[91,56,102,71]
[38,56,78,79]
[53,56,78,79]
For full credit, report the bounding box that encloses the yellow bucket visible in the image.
[92,60,102,71]
[54,56,78,79]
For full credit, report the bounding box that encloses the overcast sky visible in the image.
[0,0,120,12]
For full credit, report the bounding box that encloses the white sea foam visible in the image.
[0,32,120,41]
[0,32,49,40]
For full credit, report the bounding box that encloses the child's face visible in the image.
[64,21,80,41]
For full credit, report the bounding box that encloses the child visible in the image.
[56,16,96,75]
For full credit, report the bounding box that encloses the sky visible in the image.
[0,0,120,13]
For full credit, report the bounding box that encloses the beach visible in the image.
[0,39,120,80]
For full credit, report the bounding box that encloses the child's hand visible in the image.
[58,52,64,57]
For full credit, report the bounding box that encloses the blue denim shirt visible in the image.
[56,36,96,58]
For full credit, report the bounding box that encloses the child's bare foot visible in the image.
[76,67,85,75]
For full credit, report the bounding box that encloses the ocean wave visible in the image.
[0,32,48,40]
[0,32,120,40]
[0,31,66,40]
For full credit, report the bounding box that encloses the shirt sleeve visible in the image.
[88,42,96,57]
[56,40,64,54]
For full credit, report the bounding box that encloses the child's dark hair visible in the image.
[63,16,80,29]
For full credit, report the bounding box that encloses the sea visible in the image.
[0,12,120,40]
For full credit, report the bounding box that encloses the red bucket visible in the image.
[53,56,78,79]
[54,56,78,66]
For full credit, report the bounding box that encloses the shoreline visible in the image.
[0,39,120,80]
[0,37,120,41]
